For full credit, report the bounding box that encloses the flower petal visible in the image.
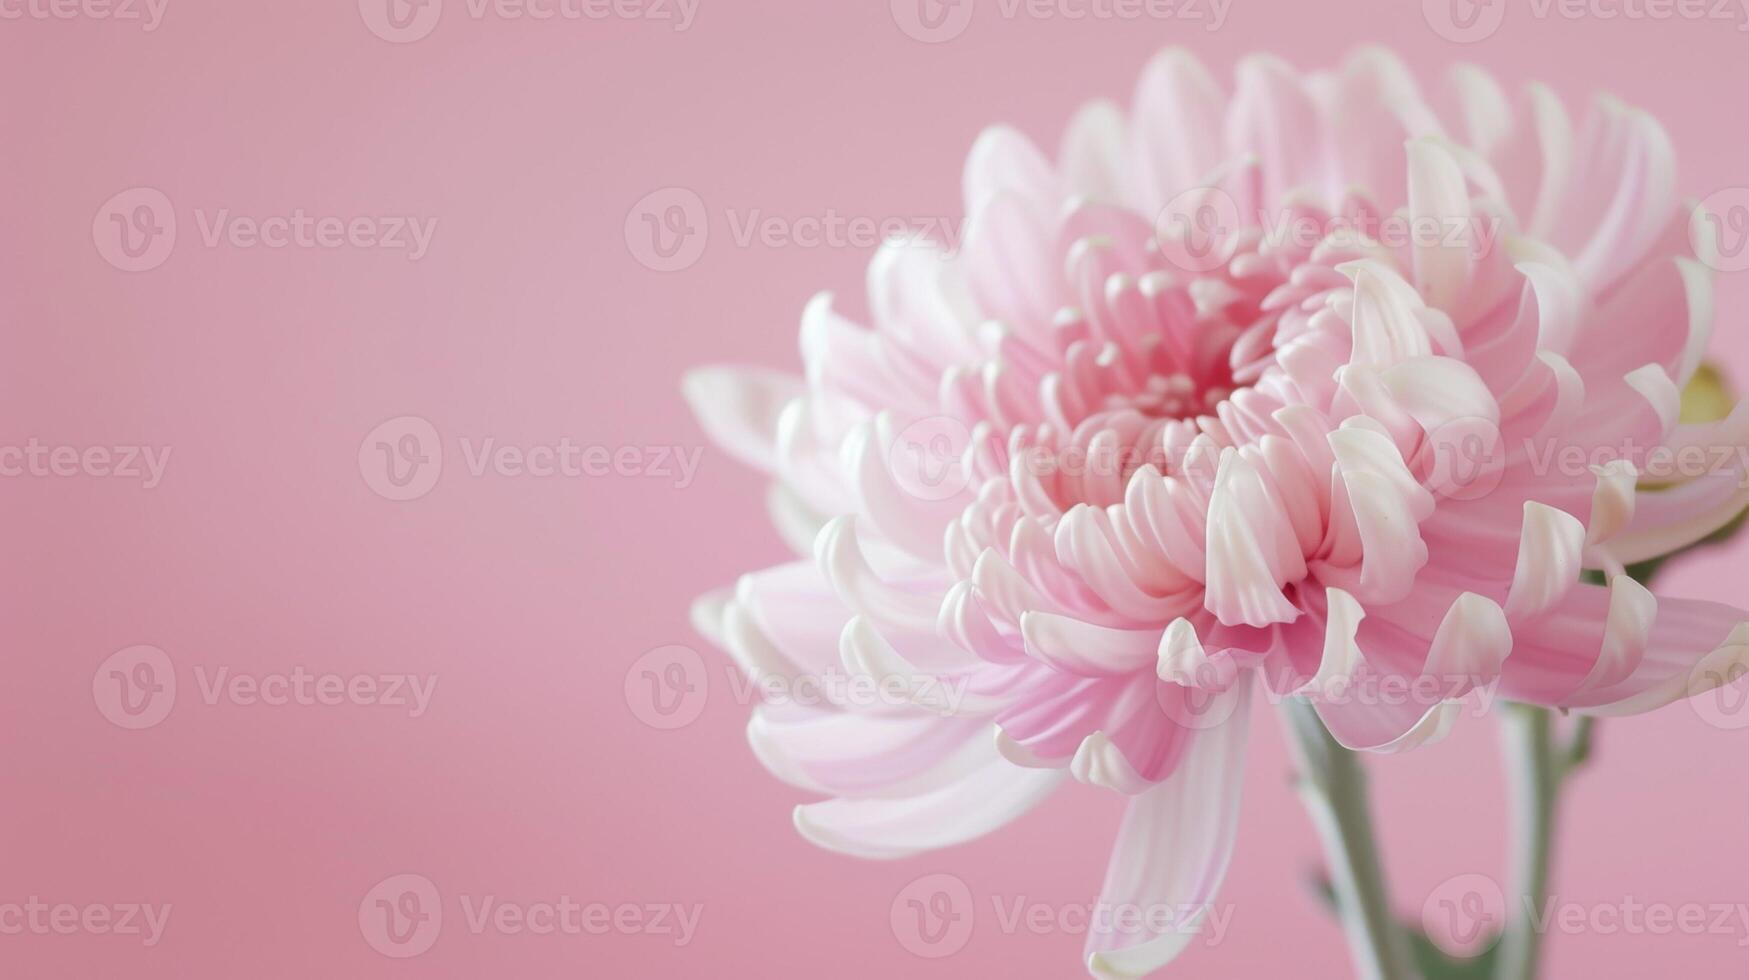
[1083,685,1251,978]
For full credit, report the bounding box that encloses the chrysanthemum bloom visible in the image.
[685,48,1749,978]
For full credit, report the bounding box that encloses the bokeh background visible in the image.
[5,0,1749,976]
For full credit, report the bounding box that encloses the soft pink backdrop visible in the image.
[5,0,1749,976]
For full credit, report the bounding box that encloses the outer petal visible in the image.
[792,748,1065,860]
[1084,685,1251,979]
[750,710,999,798]
[1506,581,1748,713]
[683,366,803,473]
[1566,597,1749,715]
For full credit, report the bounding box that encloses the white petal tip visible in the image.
[689,589,732,646]
[1070,732,1153,795]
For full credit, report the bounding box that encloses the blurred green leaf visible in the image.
[1307,872,1499,980]
[1406,930,1499,980]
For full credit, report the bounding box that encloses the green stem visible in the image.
[1494,707,1593,980]
[1285,699,1420,980]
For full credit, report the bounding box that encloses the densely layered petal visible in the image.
[683,47,1748,978]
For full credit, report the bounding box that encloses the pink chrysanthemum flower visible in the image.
[684,48,1749,978]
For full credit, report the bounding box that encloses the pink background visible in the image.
[6,0,1749,976]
